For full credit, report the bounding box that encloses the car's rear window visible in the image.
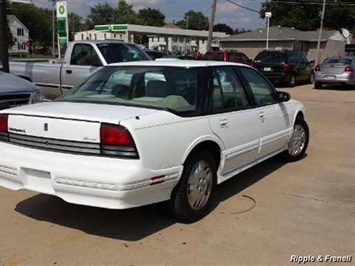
[254,51,285,63]
[59,66,200,114]
[204,53,224,61]
[323,58,353,65]
[97,43,151,64]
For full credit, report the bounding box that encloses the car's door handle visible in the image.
[258,112,265,122]
[219,119,229,128]
[66,70,72,74]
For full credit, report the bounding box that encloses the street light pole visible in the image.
[265,12,272,50]
[315,0,326,66]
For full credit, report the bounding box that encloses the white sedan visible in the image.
[0,61,309,223]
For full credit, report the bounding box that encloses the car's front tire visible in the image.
[280,117,309,162]
[170,150,216,223]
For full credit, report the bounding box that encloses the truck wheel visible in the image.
[170,150,216,223]
[280,117,309,162]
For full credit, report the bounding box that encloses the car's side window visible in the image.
[212,67,250,113]
[301,54,309,64]
[238,67,277,106]
[70,44,102,66]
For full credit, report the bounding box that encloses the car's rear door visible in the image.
[207,66,260,178]
[237,66,292,158]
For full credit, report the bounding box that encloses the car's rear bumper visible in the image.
[0,142,182,209]
[314,72,355,85]
[259,71,292,84]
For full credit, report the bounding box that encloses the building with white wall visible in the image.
[74,24,228,54]
[74,30,126,42]
[7,15,29,56]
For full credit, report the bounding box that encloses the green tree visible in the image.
[115,0,139,24]
[87,3,116,25]
[138,8,165,26]
[177,10,209,30]
[260,0,355,32]
[68,13,85,41]
[9,3,52,51]
[213,23,233,35]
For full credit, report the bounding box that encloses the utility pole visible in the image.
[52,0,56,57]
[315,0,326,66]
[0,0,10,72]
[207,0,217,52]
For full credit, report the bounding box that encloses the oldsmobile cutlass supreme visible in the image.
[0,61,309,222]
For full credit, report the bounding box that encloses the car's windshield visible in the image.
[58,66,200,114]
[254,51,285,63]
[323,58,352,65]
[97,43,151,64]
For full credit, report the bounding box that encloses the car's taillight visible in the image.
[282,63,290,71]
[100,123,139,159]
[314,65,321,71]
[0,114,9,141]
[344,66,353,72]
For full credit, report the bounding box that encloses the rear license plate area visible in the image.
[264,67,272,71]
[21,168,54,193]
[324,75,336,80]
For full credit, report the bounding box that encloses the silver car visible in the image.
[314,56,355,89]
[0,71,42,110]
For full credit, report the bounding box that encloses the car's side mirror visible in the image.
[277,91,290,102]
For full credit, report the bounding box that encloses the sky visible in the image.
[31,0,266,31]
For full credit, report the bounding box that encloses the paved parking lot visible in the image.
[1,84,354,265]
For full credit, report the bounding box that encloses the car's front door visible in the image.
[62,43,102,90]
[237,66,292,158]
[207,66,260,179]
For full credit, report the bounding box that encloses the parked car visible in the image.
[0,71,41,110]
[253,50,314,87]
[145,50,168,60]
[314,56,355,89]
[9,40,151,99]
[203,50,253,65]
[0,61,309,223]
[164,54,196,60]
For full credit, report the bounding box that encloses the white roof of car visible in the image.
[109,60,249,68]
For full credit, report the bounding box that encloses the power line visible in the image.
[225,0,262,15]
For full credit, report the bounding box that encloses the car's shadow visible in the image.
[15,157,286,241]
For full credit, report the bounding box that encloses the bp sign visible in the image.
[56,1,67,33]
[56,1,67,19]
[56,1,68,45]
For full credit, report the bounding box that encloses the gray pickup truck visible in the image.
[9,40,151,99]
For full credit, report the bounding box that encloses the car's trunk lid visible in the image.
[320,63,350,74]
[5,102,158,144]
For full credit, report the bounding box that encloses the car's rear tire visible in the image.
[170,150,216,223]
[280,117,309,162]
[314,82,322,89]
